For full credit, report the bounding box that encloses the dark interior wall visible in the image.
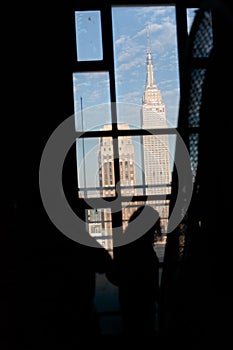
[198,1,233,344]
[161,2,233,347]
[2,0,233,348]
[3,2,75,218]
[2,2,97,347]
[3,4,75,252]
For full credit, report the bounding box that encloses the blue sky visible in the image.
[112,6,179,128]
[74,6,197,189]
[74,6,196,130]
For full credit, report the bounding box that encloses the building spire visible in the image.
[147,26,151,57]
[146,26,156,88]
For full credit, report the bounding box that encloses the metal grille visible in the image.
[188,69,206,128]
[189,133,199,180]
[192,10,213,58]
[188,9,213,173]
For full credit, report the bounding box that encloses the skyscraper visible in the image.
[98,124,137,198]
[87,124,138,253]
[141,30,171,232]
[86,30,172,250]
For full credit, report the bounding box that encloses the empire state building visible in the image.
[141,31,171,232]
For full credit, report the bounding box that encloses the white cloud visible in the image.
[118,56,144,73]
[133,23,161,40]
[115,35,128,46]
[117,91,141,104]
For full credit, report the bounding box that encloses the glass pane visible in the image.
[86,208,113,255]
[75,11,103,61]
[121,201,167,262]
[76,137,115,198]
[187,8,198,34]
[142,134,172,196]
[112,6,180,128]
[118,129,140,196]
[117,133,175,198]
[117,134,143,196]
[73,72,112,131]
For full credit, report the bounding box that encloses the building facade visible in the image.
[87,124,138,253]
[87,32,172,251]
[141,32,171,232]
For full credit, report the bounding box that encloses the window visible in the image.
[50,0,220,339]
[75,11,103,61]
[71,1,206,263]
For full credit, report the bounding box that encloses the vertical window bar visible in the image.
[101,5,122,239]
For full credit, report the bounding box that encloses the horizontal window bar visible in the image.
[76,127,178,138]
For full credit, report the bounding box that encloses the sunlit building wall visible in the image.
[141,32,171,232]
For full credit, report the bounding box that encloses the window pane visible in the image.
[121,201,167,262]
[187,8,198,34]
[73,72,112,131]
[117,134,143,195]
[86,208,113,255]
[142,134,172,196]
[76,137,115,198]
[117,133,175,199]
[118,130,174,235]
[75,11,103,61]
[112,6,180,129]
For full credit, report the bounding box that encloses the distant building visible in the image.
[86,31,172,251]
[140,30,171,232]
[87,124,138,253]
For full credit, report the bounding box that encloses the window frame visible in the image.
[66,0,203,255]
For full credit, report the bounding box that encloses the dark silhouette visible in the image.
[106,205,161,339]
[18,211,113,347]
